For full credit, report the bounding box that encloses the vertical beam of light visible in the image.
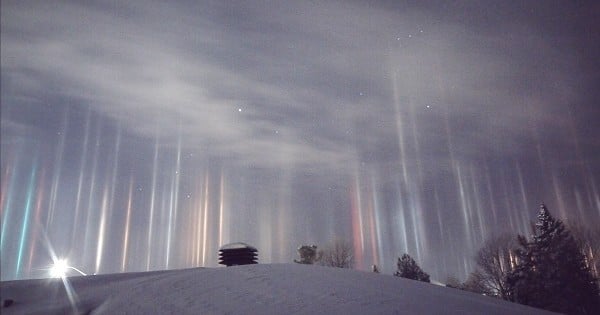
[1,152,19,251]
[121,176,133,272]
[190,180,200,266]
[146,135,159,271]
[83,117,102,266]
[582,166,599,216]
[407,96,424,187]
[500,172,518,233]
[184,201,192,266]
[366,177,379,267]
[158,186,169,266]
[351,171,365,270]
[16,157,38,278]
[165,173,175,268]
[469,166,486,243]
[589,176,600,216]
[515,162,531,233]
[455,162,473,250]
[574,189,585,221]
[370,174,384,268]
[390,66,409,186]
[95,123,121,275]
[218,168,225,247]
[0,152,14,219]
[551,171,568,220]
[275,169,291,262]
[405,68,428,263]
[165,132,182,269]
[433,187,445,248]
[184,189,196,267]
[71,106,91,250]
[163,178,177,269]
[194,183,202,266]
[408,189,423,262]
[107,124,121,231]
[202,172,209,266]
[515,162,529,212]
[395,181,409,255]
[484,164,498,224]
[433,185,450,278]
[46,109,69,227]
[257,195,273,263]
[27,167,47,273]
[95,182,109,274]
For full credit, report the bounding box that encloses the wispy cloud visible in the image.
[1,1,591,171]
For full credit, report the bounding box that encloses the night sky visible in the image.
[2,1,599,281]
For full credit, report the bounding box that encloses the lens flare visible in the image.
[49,259,69,278]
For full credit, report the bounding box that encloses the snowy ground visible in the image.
[1,264,554,314]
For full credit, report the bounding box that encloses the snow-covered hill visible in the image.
[1,264,554,314]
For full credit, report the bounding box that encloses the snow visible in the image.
[0,264,555,314]
[219,242,257,251]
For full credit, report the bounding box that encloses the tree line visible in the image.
[294,204,599,314]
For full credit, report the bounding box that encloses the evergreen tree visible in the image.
[506,204,599,314]
[395,253,430,283]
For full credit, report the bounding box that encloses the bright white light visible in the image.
[50,259,69,278]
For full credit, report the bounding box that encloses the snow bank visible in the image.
[0,264,554,314]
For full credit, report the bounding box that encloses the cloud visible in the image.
[1,0,589,172]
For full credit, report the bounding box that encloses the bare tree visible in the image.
[445,272,492,296]
[294,245,318,264]
[462,270,494,296]
[475,234,518,299]
[318,239,354,268]
[445,276,462,289]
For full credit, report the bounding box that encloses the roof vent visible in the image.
[218,242,258,266]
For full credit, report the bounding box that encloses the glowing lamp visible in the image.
[50,259,69,278]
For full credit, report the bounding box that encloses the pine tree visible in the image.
[506,204,599,314]
[395,253,430,283]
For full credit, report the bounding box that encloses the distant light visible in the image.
[48,258,87,278]
[238,108,242,112]
[50,259,69,278]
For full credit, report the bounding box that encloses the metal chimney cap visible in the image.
[219,242,257,251]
